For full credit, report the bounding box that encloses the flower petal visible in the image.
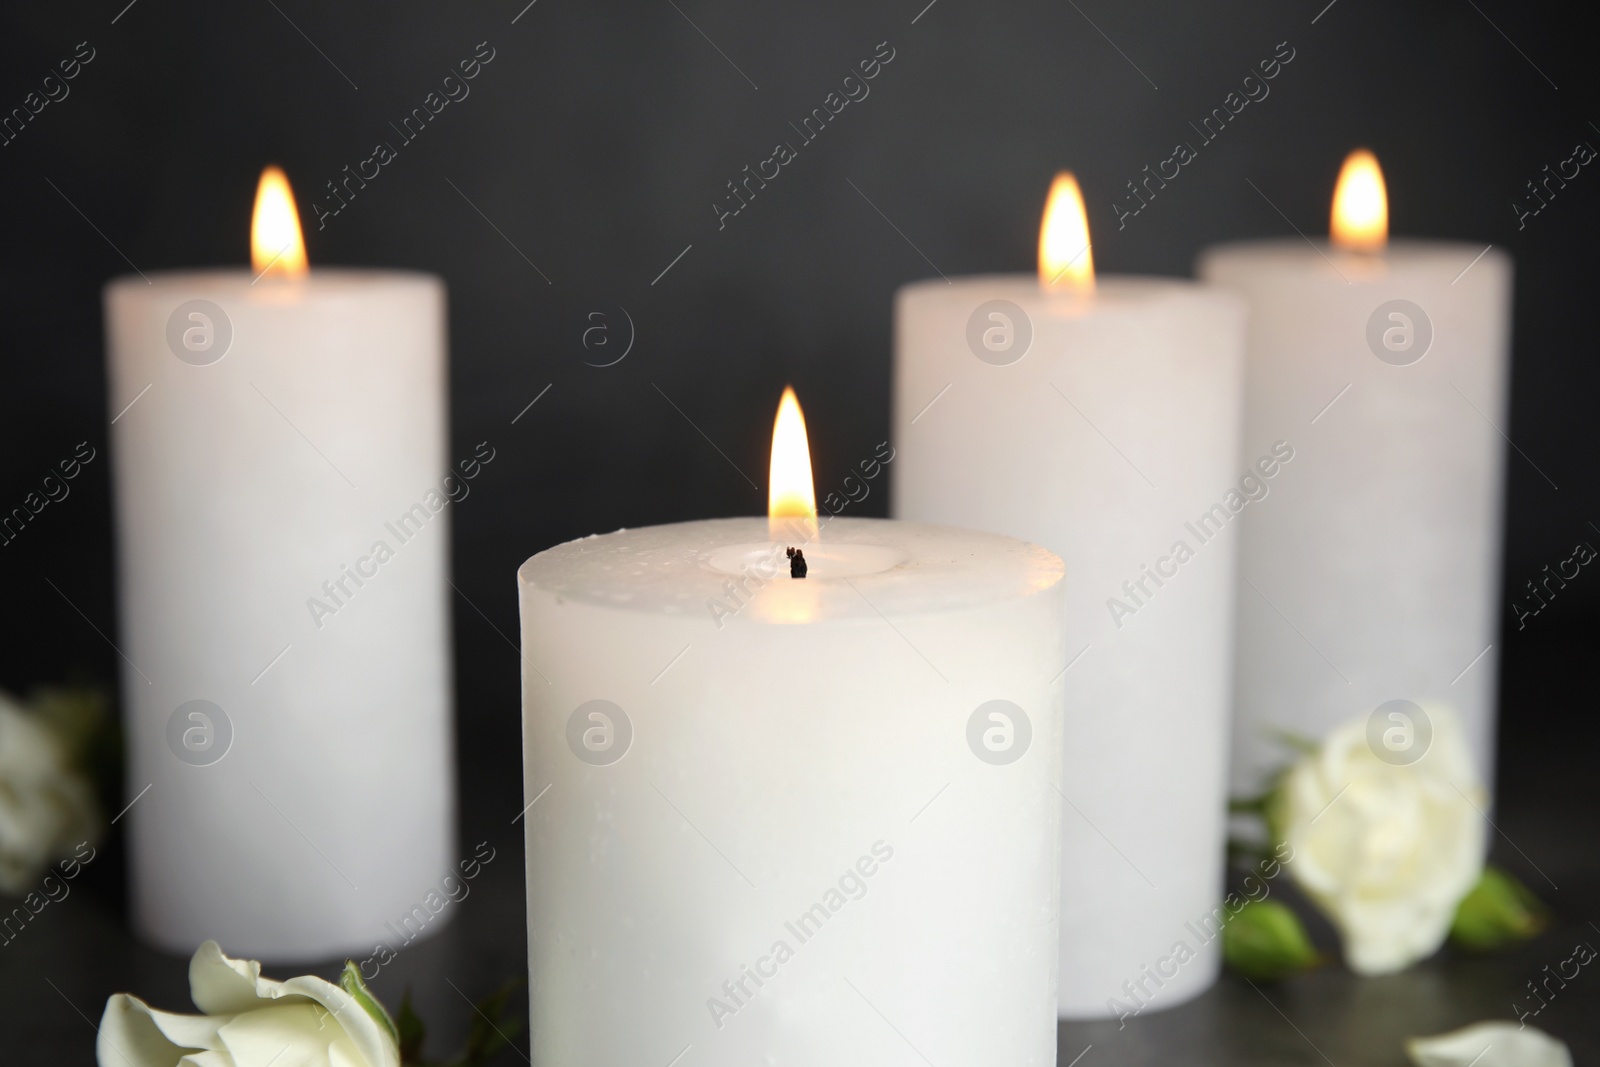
[176,1053,235,1067]
[97,993,225,1067]
[190,941,287,1015]
[215,1003,332,1066]
[1406,1022,1571,1067]
[276,978,400,1067]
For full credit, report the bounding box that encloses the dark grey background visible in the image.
[2,0,1597,1062]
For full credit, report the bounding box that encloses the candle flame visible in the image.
[1038,171,1095,291]
[1330,149,1387,252]
[768,386,818,543]
[251,165,308,277]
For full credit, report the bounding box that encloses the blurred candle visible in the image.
[103,166,455,961]
[893,174,1247,1016]
[519,391,1067,1064]
[1200,150,1512,797]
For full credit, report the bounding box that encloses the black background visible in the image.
[2,2,1597,1043]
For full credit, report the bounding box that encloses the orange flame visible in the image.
[1038,172,1095,291]
[1331,149,1387,252]
[768,386,817,543]
[251,166,308,277]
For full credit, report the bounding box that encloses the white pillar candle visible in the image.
[519,397,1066,1065]
[103,168,454,961]
[1199,150,1512,796]
[892,174,1247,1017]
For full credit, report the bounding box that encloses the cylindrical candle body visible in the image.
[1199,240,1512,796]
[105,270,455,961]
[892,276,1246,1017]
[519,517,1065,1065]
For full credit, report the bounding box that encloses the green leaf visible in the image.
[1229,794,1271,815]
[1226,838,1271,867]
[1260,769,1299,859]
[450,980,525,1067]
[340,960,399,1050]
[1230,763,1296,848]
[1223,900,1321,981]
[28,684,110,759]
[396,988,427,1065]
[1449,866,1551,951]
[1268,728,1320,756]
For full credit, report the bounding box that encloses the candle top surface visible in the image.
[898,274,1236,311]
[1200,237,1509,277]
[106,268,441,296]
[519,517,1063,622]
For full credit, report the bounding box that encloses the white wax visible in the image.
[519,517,1065,1065]
[892,276,1246,1017]
[1199,240,1512,795]
[105,270,454,961]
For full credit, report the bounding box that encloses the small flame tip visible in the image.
[768,386,817,532]
[1331,148,1388,252]
[1039,171,1095,290]
[251,165,308,277]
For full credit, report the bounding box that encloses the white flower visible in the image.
[1407,1022,1572,1067]
[1277,706,1487,974]
[0,689,99,895]
[98,941,401,1067]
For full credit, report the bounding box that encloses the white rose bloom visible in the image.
[98,941,401,1067]
[1407,1022,1572,1067]
[0,690,99,895]
[1279,707,1487,975]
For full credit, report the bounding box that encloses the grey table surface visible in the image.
[4,801,1595,1067]
[7,625,1598,1064]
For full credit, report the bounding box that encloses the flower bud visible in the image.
[1449,866,1549,951]
[1222,899,1321,980]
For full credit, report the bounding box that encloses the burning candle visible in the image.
[518,391,1067,1064]
[1200,150,1512,796]
[104,167,454,961]
[892,174,1248,1016]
